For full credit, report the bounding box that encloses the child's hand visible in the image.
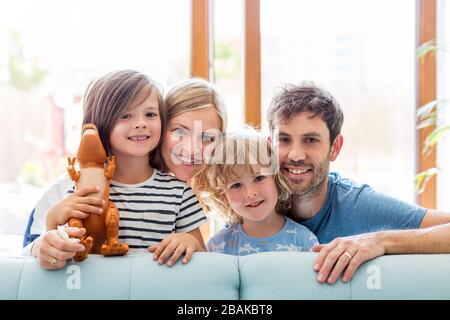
[148,233,202,267]
[46,186,105,230]
[32,227,86,270]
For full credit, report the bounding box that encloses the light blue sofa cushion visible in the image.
[238,252,351,299]
[0,257,25,300]
[350,254,450,299]
[18,255,132,299]
[3,252,450,299]
[2,253,239,300]
[130,252,239,299]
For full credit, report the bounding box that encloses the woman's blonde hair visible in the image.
[194,129,292,225]
[165,78,227,132]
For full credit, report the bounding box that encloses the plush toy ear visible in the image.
[330,135,343,161]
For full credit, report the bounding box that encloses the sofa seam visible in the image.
[349,277,353,300]
[16,259,26,300]
[128,257,133,299]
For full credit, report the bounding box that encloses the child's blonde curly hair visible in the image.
[193,129,292,225]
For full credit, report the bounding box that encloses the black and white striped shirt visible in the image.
[28,170,207,254]
[108,170,207,251]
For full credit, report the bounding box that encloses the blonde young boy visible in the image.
[195,130,318,255]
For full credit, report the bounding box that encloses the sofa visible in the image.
[1,252,450,300]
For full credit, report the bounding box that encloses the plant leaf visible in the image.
[415,167,439,193]
[417,39,437,59]
[424,125,450,151]
[417,100,438,120]
[417,116,436,130]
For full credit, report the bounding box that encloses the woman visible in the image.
[158,78,227,183]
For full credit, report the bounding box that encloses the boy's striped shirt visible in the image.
[64,170,207,252]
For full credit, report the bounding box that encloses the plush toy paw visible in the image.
[73,236,94,261]
[101,239,128,256]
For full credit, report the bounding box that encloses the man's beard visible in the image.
[283,157,330,199]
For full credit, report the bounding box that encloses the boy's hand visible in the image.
[33,227,86,270]
[46,186,104,230]
[148,233,201,267]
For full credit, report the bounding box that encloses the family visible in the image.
[22,69,450,285]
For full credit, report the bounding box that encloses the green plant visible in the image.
[214,40,240,79]
[6,30,48,91]
[415,39,450,193]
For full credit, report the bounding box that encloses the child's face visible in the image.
[224,165,279,223]
[110,91,161,161]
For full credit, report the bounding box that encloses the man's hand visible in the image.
[312,233,386,284]
[148,233,203,267]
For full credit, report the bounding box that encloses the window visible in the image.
[0,0,190,255]
[437,0,450,210]
[260,0,417,203]
[213,0,244,131]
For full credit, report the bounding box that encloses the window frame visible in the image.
[192,0,437,207]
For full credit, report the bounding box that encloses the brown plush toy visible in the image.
[67,123,128,261]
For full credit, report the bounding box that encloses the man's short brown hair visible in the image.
[268,82,344,145]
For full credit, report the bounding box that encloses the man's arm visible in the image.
[384,210,450,253]
[314,209,450,285]
[419,209,450,228]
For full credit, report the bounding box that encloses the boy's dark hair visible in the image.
[82,69,165,168]
[267,82,344,145]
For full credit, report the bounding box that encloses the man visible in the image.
[268,83,450,284]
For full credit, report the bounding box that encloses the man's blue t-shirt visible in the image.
[296,172,427,244]
[207,217,318,255]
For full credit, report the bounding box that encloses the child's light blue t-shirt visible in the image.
[207,217,318,256]
[297,172,427,244]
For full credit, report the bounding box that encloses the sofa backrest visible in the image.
[239,252,450,299]
[0,253,239,300]
[2,252,450,299]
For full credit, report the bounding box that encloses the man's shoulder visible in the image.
[330,172,361,188]
[329,172,412,211]
[327,172,381,212]
[329,172,372,196]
